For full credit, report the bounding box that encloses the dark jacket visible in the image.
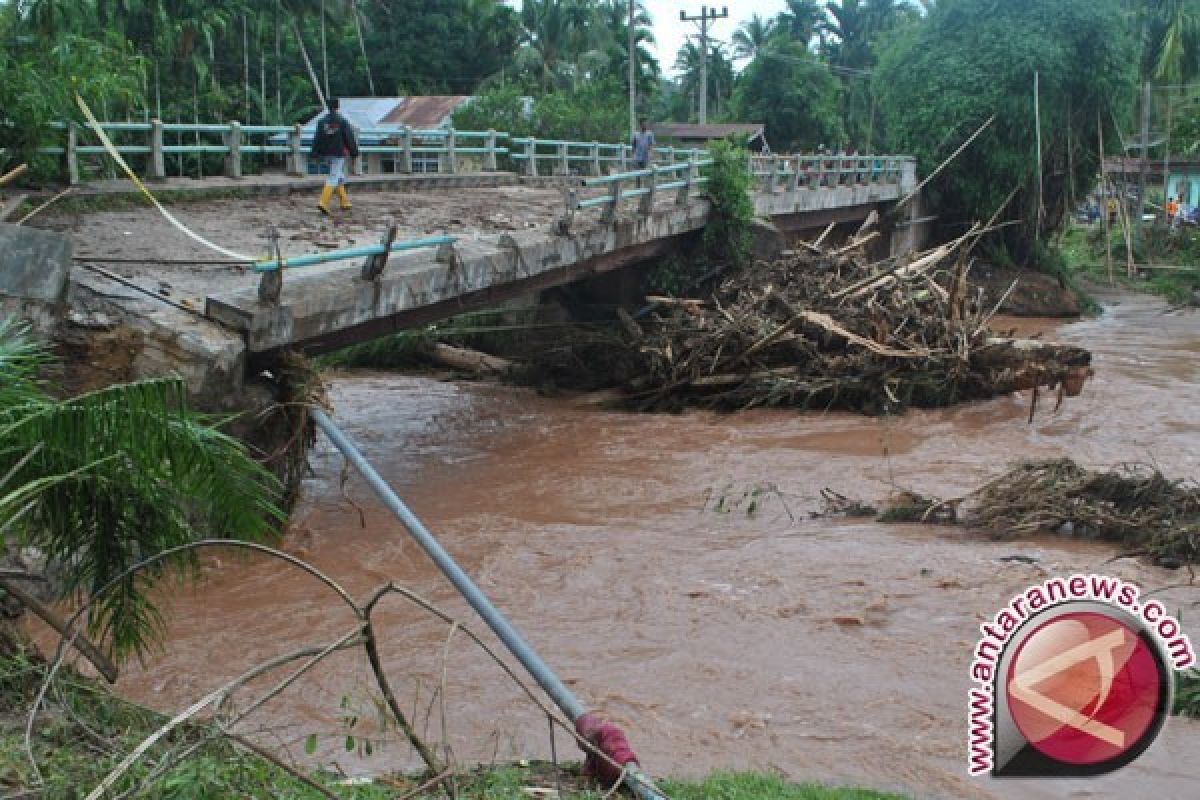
[312,111,358,158]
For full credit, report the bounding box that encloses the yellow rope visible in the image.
[75,94,256,263]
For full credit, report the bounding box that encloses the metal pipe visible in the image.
[309,408,586,721]
[253,235,455,272]
[310,409,667,800]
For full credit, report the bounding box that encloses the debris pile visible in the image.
[538,219,1093,413]
[967,459,1200,564]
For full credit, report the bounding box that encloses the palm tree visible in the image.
[518,0,599,90]
[1142,0,1200,84]
[593,0,659,96]
[674,39,735,120]
[733,13,777,60]
[0,319,282,658]
[776,0,824,47]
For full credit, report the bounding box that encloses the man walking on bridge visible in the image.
[632,119,656,171]
[314,98,359,215]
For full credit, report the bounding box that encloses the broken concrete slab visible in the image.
[0,222,72,303]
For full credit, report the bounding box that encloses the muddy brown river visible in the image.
[113,290,1199,799]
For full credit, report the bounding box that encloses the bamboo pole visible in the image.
[352,1,376,96]
[1034,71,1044,234]
[1099,112,1114,285]
[895,114,996,210]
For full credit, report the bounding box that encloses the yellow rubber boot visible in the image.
[317,184,334,215]
[336,185,352,210]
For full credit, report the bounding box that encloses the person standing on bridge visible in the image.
[632,119,656,172]
[313,98,359,216]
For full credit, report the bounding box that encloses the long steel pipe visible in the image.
[310,408,666,800]
[253,235,455,272]
[310,408,585,720]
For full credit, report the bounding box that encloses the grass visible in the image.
[0,648,906,800]
[1058,224,1200,305]
[1176,668,1200,719]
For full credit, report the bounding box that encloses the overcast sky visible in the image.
[641,1,790,69]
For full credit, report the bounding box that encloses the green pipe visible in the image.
[253,235,455,272]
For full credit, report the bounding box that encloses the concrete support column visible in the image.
[484,129,498,172]
[224,121,242,178]
[66,122,80,186]
[445,127,458,174]
[149,119,166,180]
[287,124,304,176]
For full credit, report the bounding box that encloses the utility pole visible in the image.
[629,0,637,135]
[680,5,728,125]
[1137,80,1151,240]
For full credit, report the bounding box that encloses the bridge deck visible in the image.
[37,171,915,364]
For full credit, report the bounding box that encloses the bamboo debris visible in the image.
[967,459,1200,563]
[533,226,1092,413]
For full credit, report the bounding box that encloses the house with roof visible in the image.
[287,96,472,175]
[651,122,768,152]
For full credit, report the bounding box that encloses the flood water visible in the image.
[115,291,1200,800]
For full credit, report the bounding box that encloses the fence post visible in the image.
[677,156,694,205]
[484,129,497,171]
[525,139,537,177]
[591,142,601,176]
[767,155,780,194]
[445,127,458,174]
[639,167,657,214]
[288,124,304,176]
[66,122,80,186]
[603,178,622,223]
[788,156,801,193]
[399,127,413,174]
[149,119,166,180]
[224,121,242,178]
[557,142,568,176]
[620,144,628,172]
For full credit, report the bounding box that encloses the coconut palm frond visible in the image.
[0,326,284,658]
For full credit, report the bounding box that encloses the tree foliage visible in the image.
[874,0,1139,260]
[0,320,283,659]
[734,43,843,152]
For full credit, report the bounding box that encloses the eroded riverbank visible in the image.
[110,290,1200,800]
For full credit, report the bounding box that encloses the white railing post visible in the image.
[591,142,601,176]
[525,138,538,177]
[788,156,801,193]
[66,122,80,185]
[445,127,458,174]
[604,177,622,222]
[150,119,165,180]
[677,155,695,205]
[620,144,629,172]
[224,121,242,178]
[639,167,657,214]
[287,123,304,176]
[557,142,568,176]
[767,155,780,194]
[484,129,497,171]
[399,127,413,174]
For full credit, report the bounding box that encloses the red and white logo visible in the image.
[1006,611,1164,769]
[967,575,1192,778]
